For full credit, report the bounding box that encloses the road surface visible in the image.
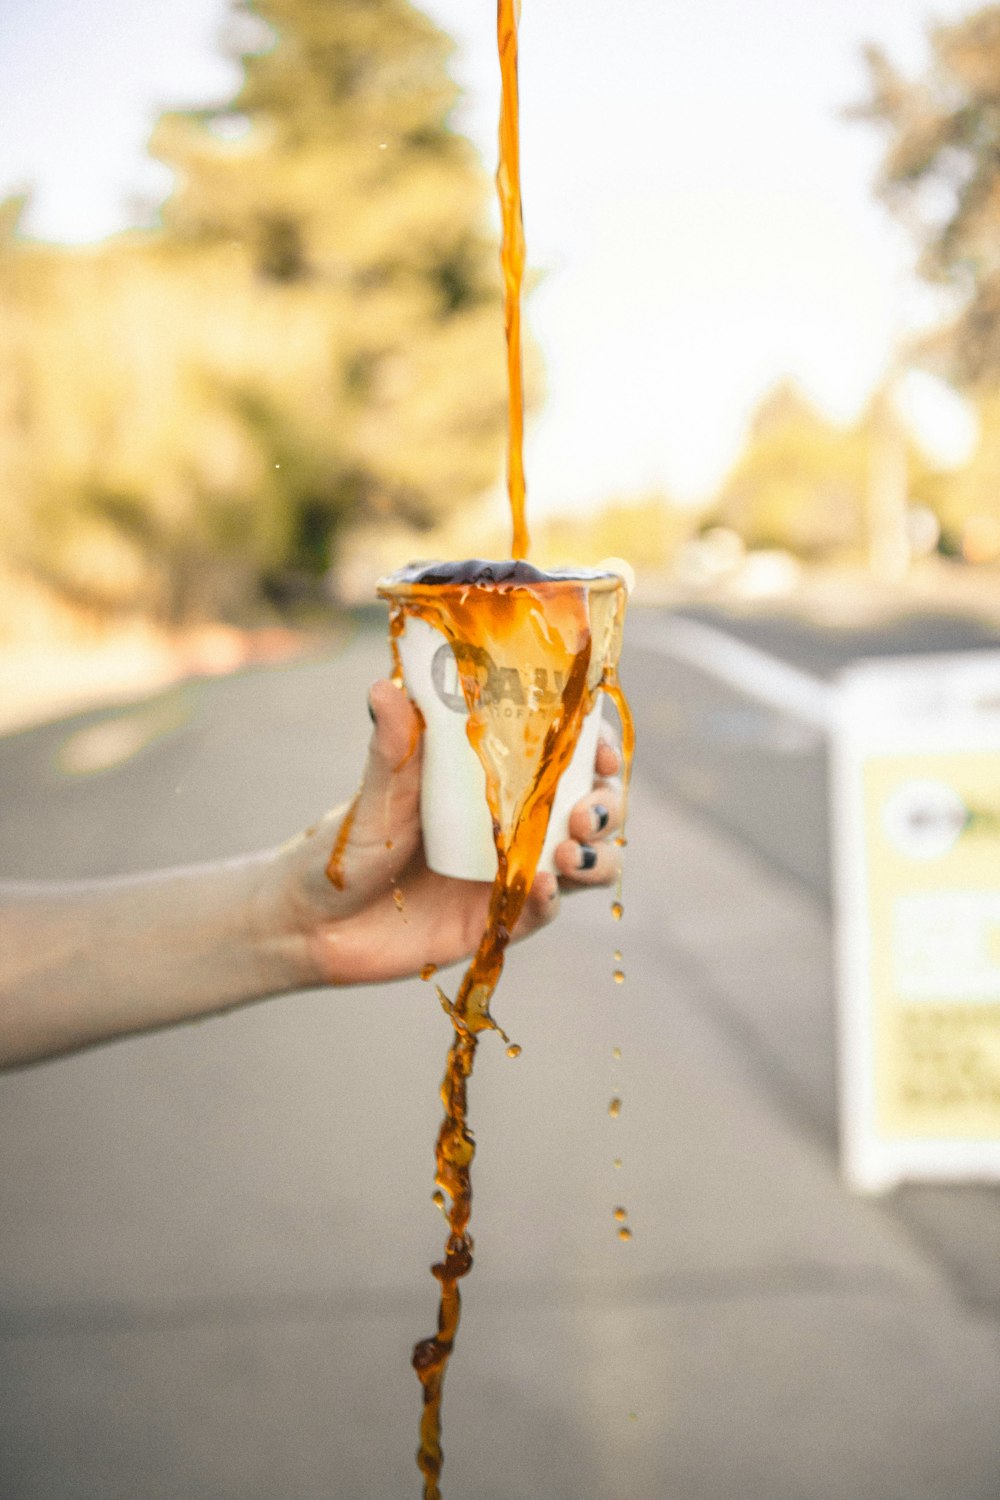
[0,612,998,1500]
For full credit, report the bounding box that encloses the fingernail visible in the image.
[592,803,609,833]
[578,843,598,871]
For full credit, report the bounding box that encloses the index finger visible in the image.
[596,736,621,779]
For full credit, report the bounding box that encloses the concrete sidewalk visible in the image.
[1,630,998,1499]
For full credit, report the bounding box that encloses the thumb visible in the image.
[368,677,422,767]
[349,678,424,852]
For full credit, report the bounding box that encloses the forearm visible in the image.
[0,856,309,1069]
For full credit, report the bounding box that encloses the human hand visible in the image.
[273,678,626,988]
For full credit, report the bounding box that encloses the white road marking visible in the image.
[628,614,835,732]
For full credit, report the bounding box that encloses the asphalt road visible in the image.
[1,613,999,1500]
[671,603,1000,680]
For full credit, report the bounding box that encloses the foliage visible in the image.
[707,380,935,563]
[533,493,697,574]
[708,382,867,559]
[0,0,511,624]
[932,391,1000,558]
[856,7,1000,385]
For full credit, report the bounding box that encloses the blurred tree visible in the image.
[710,382,867,559]
[856,7,1000,386]
[534,492,697,574]
[0,0,512,624]
[709,379,931,566]
[933,391,1000,559]
[152,0,510,558]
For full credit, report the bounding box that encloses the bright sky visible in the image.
[0,0,980,514]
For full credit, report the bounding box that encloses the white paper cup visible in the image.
[379,562,627,884]
[396,614,605,881]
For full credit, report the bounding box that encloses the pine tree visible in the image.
[0,0,511,622]
[149,0,508,597]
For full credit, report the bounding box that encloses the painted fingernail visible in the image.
[592,803,609,833]
[578,843,598,871]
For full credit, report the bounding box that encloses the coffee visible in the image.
[384,558,621,587]
[378,561,627,882]
[369,1,636,1492]
[497,0,528,559]
[377,558,632,1498]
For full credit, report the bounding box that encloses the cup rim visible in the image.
[376,560,625,601]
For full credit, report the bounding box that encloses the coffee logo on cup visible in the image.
[431,644,469,712]
[431,643,565,717]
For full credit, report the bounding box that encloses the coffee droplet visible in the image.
[392,886,405,912]
[628,1412,638,1423]
[608,1097,622,1119]
[420,963,437,982]
[613,1157,623,1170]
[613,1206,627,1222]
[506,1043,522,1059]
[612,1046,621,1061]
[613,969,625,985]
[432,1190,445,1210]
[614,949,622,963]
[618,1226,633,1242]
[385,838,394,850]
[614,835,628,849]
[611,900,623,921]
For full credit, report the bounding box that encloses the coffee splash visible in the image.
[371,1,634,1493]
[379,562,632,1498]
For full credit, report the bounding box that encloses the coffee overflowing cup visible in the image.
[377,558,629,884]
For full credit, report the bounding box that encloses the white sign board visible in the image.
[831,651,1000,1192]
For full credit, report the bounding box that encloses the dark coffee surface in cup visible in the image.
[382,558,619,588]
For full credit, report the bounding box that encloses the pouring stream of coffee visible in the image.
[367,4,634,1495]
[497,0,528,560]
